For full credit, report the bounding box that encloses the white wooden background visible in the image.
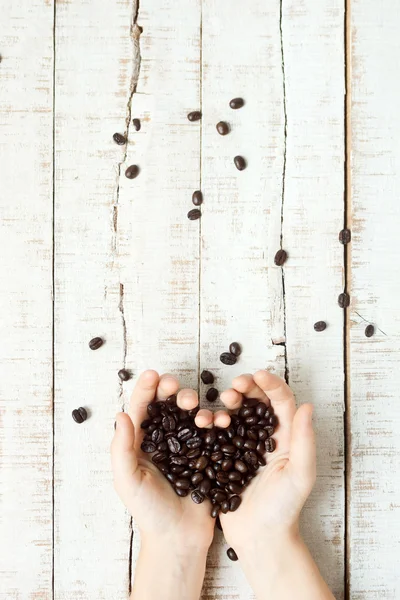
[1,0,399,598]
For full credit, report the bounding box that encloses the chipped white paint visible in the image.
[0,1,54,598]
[349,1,400,598]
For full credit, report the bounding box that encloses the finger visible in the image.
[231,374,269,403]
[129,370,160,429]
[220,388,243,410]
[214,410,231,428]
[289,404,316,495]
[156,373,180,400]
[195,409,214,429]
[111,412,141,499]
[177,388,199,410]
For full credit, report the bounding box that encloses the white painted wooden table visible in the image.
[1,1,399,598]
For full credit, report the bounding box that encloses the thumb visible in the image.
[111,412,141,499]
[289,403,316,495]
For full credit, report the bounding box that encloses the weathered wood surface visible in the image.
[349,1,400,598]
[0,1,54,598]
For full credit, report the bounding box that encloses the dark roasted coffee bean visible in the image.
[147,423,157,434]
[229,471,242,481]
[140,418,151,429]
[162,415,176,431]
[175,487,188,497]
[229,495,242,512]
[186,436,202,449]
[113,132,126,145]
[198,478,211,496]
[221,459,233,472]
[211,505,220,519]
[274,249,288,266]
[195,456,209,471]
[166,473,177,484]
[220,351,237,365]
[187,448,201,459]
[191,472,204,485]
[258,428,268,441]
[213,443,221,451]
[244,439,257,451]
[188,460,196,469]
[167,437,181,454]
[132,118,141,131]
[202,449,211,457]
[179,445,189,456]
[225,426,235,439]
[264,425,275,437]
[228,482,243,495]
[151,428,164,444]
[267,438,276,453]
[229,342,241,356]
[256,441,266,455]
[258,418,269,428]
[192,190,203,206]
[246,429,258,441]
[213,490,227,504]
[213,463,221,472]
[158,463,169,475]
[242,397,258,408]
[188,406,200,418]
[365,324,375,338]
[177,427,193,442]
[72,407,87,424]
[205,466,216,480]
[268,414,278,427]
[234,155,246,171]
[118,368,131,381]
[244,451,258,466]
[171,465,185,474]
[170,457,188,467]
[175,478,190,490]
[234,459,248,473]
[206,387,219,402]
[239,406,254,417]
[339,228,351,244]
[200,369,214,384]
[141,440,156,453]
[220,501,230,514]
[191,490,205,504]
[245,416,258,426]
[180,469,192,478]
[166,394,177,407]
[188,208,201,220]
[314,321,327,332]
[237,424,246,437]
[216,121,230,135]
[221,444,236,455]
[147,403,160,418]
[230,97,244,109]
[204,428,217,445]
[255,402,267,417]
[153,415,163,425]
[89,336,103,350]
[125,164,139,179]
[216,471,229,484]
[187,111,201,122]
[217,431,229,443]
[257,454,267,466]
[211,451,223,462]
[152,451,168,464]
[338,292,350,308]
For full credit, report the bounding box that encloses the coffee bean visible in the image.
[268,414,278,427]
[229,495,242,512]
[167,437,181,454]
[255,402,267,417]
[147,403,160,418]
[216,121,230,135]
[198,478,211,496]
[118,368,131,381]
[188,406,200,418]
[132,118,141,131]
[257,454,267,466]
[232,435,245,448]
[211,505,220,518]
[187,111,201,122]
[243,439,257,451]
[205,466,216,480]
[140,418,151,429]
[214,490,227,504]
[229,342,242,356]
[72,407,87,424]
[256,441,266,455]
[217,431,229,443]
[228,482,243,495]
[170,456,188,466]
[234,459,248,474]
[171,465,185,474]
[267,438,276,453]
[191,490,205,504]
[176,478,190,490]
[113,132,126,145]
[227,547,238,561]
[264,426,275,437]
[188,460,196,469]
[188,208,201,221]
[220,501,230,514]
[152,451,168,464]
[177,427,193,442]
[211,450,223,462]
[237,424,246,437]
[166,394,177,407]
[242,397,258,408]
[228,471,241,482]
[195,456,209,471]
[314,321,327,332]
[200,369,214,384]
[216,471,229,484]
[365,324,375,338]
[221,444,236,455]
[234,156,246,171]
[141,441,156,453]
[181,469,192,478]
[274,249,288,266]
[221,459,233,472]
[186,436,202,449]
[206,387,219,402]
[244,451,258,466]
[245,416,258,426]
[125,165,139,179]
[239,406,254,418]
[187,448,201,459]
[191,473,204,485]
[204,428,217,445]
[339,229,351,244]
[246,429,258,441]
[192,190,203,206]
[89,336,103,350]
[338,292,350,308]
[175,487,188,497]
[166,473,177,484]
[220,352,237,366]
[151,429,164,444]
[162,415,176,431]
[229,97,244,109]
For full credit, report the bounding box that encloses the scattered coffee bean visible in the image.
[365,324,375,338]
[229,98,244,109]
[234,155,246,171]
[132,118,141,131]
[118,368,131,381]
[192,190,203,206]
[206,387,219,402]
[338,293,350,308]
[187,111,201,122]
[274,249,288,266]
[216,121,230,135]
[227,547,238,561]
[125,165,139,179]
[72,407,87,424]
[229,342,242,356]
[220,352,237,366]
[113,132,126,145]
[339,229,351,244]
[314,321,327,332]
[89,337,103,350]
[200,370,214,384]
[188,208,201,221]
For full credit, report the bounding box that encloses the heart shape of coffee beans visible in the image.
[140,394,277,518]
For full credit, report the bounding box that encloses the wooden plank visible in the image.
[0,1,54,598]
[200,0,345,597]
[349,2,400,597]
[54,1,140,597]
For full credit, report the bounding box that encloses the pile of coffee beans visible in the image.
[140,394,277,519]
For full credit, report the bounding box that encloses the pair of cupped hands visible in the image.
[111,369,316,554]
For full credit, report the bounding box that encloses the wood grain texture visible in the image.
[282,2,345,597]
[0,1,54,598]
[349,1,400,597]
[54,1,138,597]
